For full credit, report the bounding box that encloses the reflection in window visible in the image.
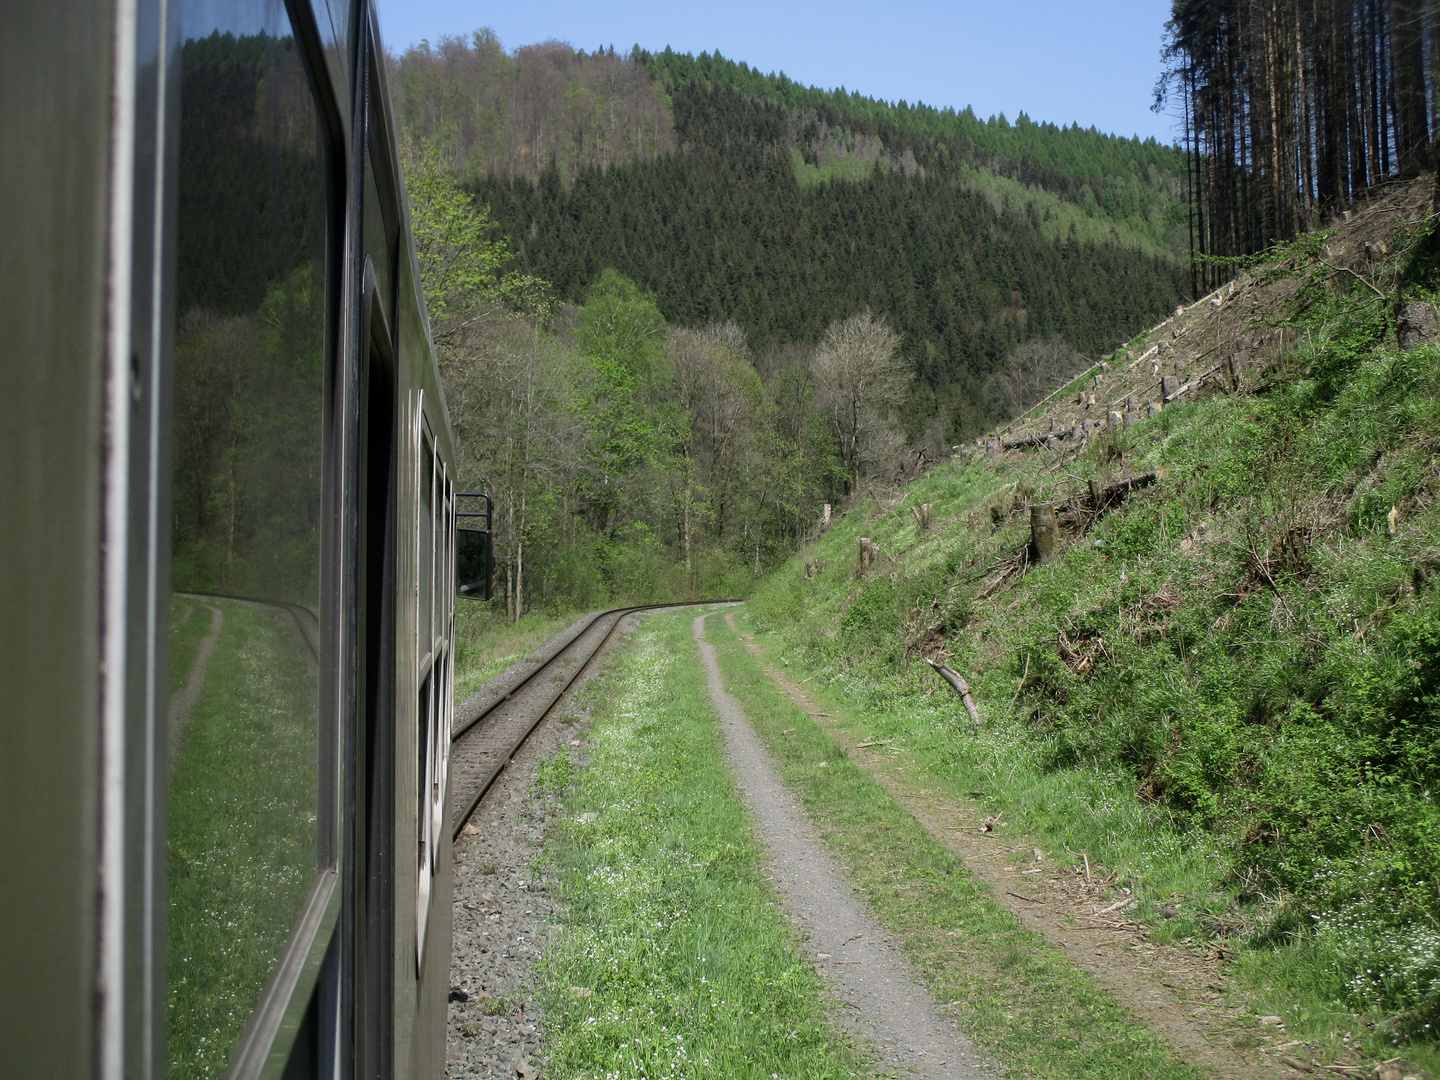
[168,5,327,1076]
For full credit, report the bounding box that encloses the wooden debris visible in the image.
[924,657,982,725]
[1087,471,1158,511]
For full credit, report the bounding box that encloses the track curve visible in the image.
[448,601,734,840]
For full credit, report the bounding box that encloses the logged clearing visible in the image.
[741,175,1440,1079]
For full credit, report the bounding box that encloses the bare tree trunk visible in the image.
[515,490,525,623]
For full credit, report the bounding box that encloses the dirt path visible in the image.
[725,614,1330,1080]
[696,613,998,1079]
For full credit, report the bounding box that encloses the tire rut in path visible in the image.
[695,613,998,1079]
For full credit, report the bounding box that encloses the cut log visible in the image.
[1090,472,1158,510]
[924,658,982,726]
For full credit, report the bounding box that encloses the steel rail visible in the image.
[449,600,734,840]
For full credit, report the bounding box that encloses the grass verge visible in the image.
[704,613,1203,1080]
[535,609,868,1079]
[454,604,580,700]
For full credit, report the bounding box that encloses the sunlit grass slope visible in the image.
[745,265,1440,1065]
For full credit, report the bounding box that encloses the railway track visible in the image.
[448,601,732,840]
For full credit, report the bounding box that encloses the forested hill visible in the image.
[390,34,1189,437]
[639,47,1185,240]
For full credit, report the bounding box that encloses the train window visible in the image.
[456,492,494,600]
[415,668,433,958]
[169,1,329,1075]
[419,433,434,662]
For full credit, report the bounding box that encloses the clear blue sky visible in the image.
[372,1,1182,145]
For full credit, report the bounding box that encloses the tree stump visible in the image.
[1030,504,1059,563]
[858,537,875,574]
[1397,301,1439,350]
[1161,375,1180,401]
[912,503,932,530]
[1107,410,1124,430]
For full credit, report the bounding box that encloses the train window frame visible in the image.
[412,400,450,971]
[168,0,348,1075]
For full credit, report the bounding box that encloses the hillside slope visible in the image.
[390,34,1188,437]
[744,176,1440,1067]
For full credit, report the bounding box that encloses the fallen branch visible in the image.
[1319,258,1385,298]
[1094,895,1138,916]
[855,738,894,749]
[1006,653,1031,718]
[1007,891,1045,904]
[924,657,982,725]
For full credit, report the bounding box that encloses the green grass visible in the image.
[167,597,318,1079]
[535,609,869,1079]
[741,266,1440,1071]
[453,603,580,700]
[705,614,1202,1080]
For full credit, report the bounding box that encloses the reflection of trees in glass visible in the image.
[173,266,324,605]
[177,31,320,315]
[172,29,325,607]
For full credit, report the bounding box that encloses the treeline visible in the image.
[469,79,1187,436]
[388,30,677,186]
[1161,0,1440,290]
[407,147,927,612]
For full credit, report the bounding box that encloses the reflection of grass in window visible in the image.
[169,595,211,694]
[167,599,317,1079]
